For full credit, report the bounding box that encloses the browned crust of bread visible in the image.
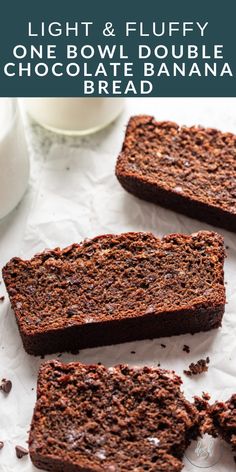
[116,116,236,232]
[2,231,226,356]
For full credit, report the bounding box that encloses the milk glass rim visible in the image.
[24,97,125,136]
[0,98,18,142]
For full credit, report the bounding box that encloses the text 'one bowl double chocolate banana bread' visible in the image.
[29,361,200,472]
[2,231,226,356]
[116,115,236,232]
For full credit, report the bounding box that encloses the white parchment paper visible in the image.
[0,98,236,471]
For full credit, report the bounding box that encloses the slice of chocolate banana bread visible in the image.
[2,231,226,355]
[116,115,236,232]
[209,395,236,457]
[29,361,200,472]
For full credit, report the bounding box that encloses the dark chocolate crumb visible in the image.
[202,391,211,401]
[97,362,102,366]
[161,344,166,348]
[193,394,212,435]
[57,353,62,358]
[130,350,136,354]
[157,363,161,367]
[226,245,229,250]
[0,296,4,302]
[184,357,210,377]
[67,308,76,317]
[0,378,12,394]
[194,395,209,412]
[15,445,29,459]
[183,344,190,353]
[0,441,4,450]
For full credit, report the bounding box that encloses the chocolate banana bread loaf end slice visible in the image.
[116,115,236,232]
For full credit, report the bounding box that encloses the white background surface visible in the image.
[0,98,236,471]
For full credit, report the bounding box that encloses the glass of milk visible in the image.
[24,98,125,135]
[0,99,30,220]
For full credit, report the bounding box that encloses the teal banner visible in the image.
[0,0,235,96]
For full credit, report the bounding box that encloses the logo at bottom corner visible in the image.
[184,434,223,468]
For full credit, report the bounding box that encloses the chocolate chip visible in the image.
[202,391,211,401]
[130,351,136,354]
[67,308,76,317]
[15,445,28,458]
[0,441,4,450]
[0,296,4,302]
[183,344,190,353]
[0,378,12,394]
[161,344,166,348]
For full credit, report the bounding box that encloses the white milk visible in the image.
[24,98,125,135]
[0,99,29,220]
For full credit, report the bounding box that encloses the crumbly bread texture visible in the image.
[184,357,210,377]
[2,231,226,356]
[29,361,200,472]
[116,115,236,232]
[209,395,236,455]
